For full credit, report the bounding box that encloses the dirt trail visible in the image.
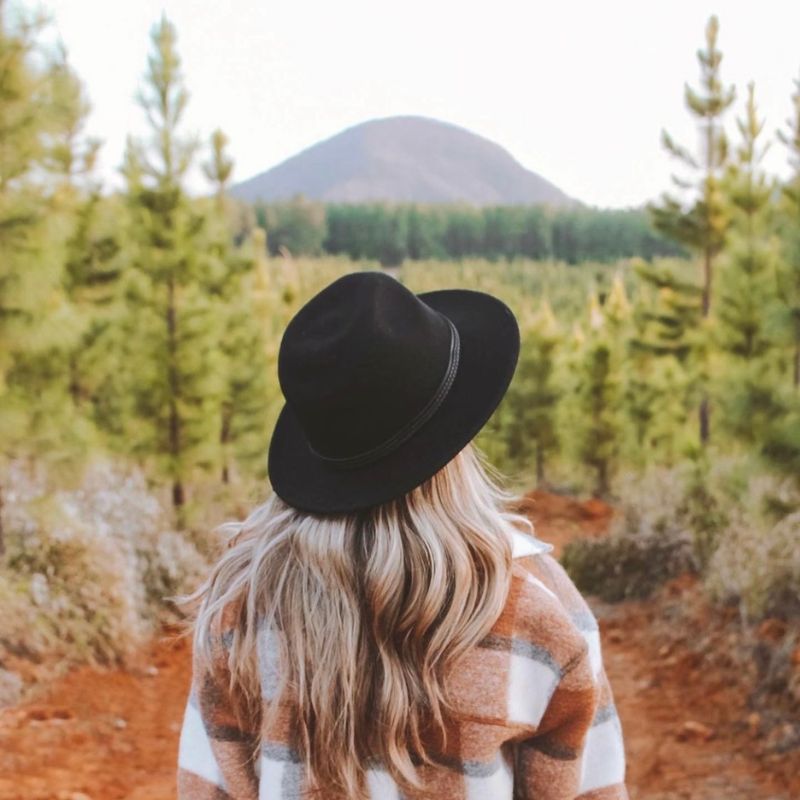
[0,491,798,800]
[524,491,800,800]
[0,632,188,800]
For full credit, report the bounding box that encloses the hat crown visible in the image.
[278,272,456,463]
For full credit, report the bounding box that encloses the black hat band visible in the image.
[308,316,461,470]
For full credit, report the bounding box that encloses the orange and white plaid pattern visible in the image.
[177,530,628,799]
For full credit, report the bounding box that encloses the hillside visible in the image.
[230,116,576,207]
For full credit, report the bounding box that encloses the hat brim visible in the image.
[267,288,520,514]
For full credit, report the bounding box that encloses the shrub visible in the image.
[562,460,800,622]
[561,466,697,600]
[562,533,694,601]
[0,460,208,664]
[705,491,800,620]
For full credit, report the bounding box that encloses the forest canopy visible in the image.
[255,200,684,265]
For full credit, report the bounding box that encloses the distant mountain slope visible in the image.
[230,116,576,207]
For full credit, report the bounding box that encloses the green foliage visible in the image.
[717,84,778,359]
[713,85,783,446]
[0,5,89,456]
[564,292,626,497]
[774,69,800,393]
[259,197,327,257]
[629,259,703,361]
[204,128,234,204]
[649,14,735,297]
[762,397,800,482]
[574,338,620,496]
[214,236,272,481]
[648,14,736,447]
[504,303,562,483]
[264,201,682,265]
[116,17,228,515]
[675,455,730,568]
[197,130,273,484]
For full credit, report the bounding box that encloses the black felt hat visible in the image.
[267,271,520,513]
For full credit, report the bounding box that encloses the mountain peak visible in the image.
[230,116,575,207]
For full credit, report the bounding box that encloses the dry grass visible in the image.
[0,460,207,665]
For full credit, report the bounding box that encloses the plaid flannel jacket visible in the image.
[177,529,629,799]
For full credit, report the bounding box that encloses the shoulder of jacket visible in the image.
[510,527,554,559]
[510,549,603,678]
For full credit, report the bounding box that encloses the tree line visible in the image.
[256,200,684,266]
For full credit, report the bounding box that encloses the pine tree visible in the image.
[718,84,776,358]
[626,256,706,463]
[715,84,780,444]
[621,274,686,466]
[43,43,102,191]
[570,292,622,497]
[203,128,234,211]
[249,227,299,446]
[607,273,660,463]
[763,69,800,481]
[0,4,99,550]
[0,5,75,401]
[51,41,126,431]
[629,259,703,360]
[29,44,105,451]
[0,4,45,555]
[202,131,271,483]
[575,342,619,497]
[776,69,800,390]
[648,15,735,444]
[506,302,562,485]
[120,16,225,518]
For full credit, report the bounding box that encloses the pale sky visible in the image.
[31,0,800,208]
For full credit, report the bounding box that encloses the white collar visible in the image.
[510,528,554,559]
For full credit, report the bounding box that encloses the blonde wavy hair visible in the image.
[184,442,533,798]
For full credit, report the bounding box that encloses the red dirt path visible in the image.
[0,490,797,800]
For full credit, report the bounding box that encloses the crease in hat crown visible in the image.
[308,316,460,469]
[277,272,462,468]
